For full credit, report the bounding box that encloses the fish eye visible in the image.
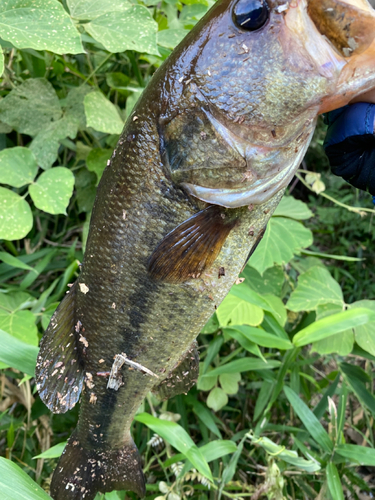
[233,0,269,31]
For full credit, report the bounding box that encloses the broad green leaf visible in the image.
[29,116,78,170]
[249,217,313,275]
[273,196,313,220]
[84,6,159,55]
[0,457,51,500]
[249,434,321,473]
[293,308,375,347]
[0,187,33,240]
[350,300,375,356]
[229,285,279,319]
[200,440,237,462]
[287,266,343,312]
[313,303,354,355]
[197,365,217,391]
[0,0,83,54]
[0,252,35,273]
[29,167,74,215]
[0,329,38,376]
[226,325,293,350]
[34,441,67,459]
[312,330,353,356]
[242,265,284,296]
[86,148,112,184]
[157,28,189,49]
[0,308,38,345]
[0,49,3,77]
[0,78,61,136]
[326,462,344,500]
[64,85,93,130]
[84,92,124,135]
[219,373,241,394]
[284,386,333,453]
[0,147,38,187]
[335,444,375,466]
[262,294,287,327]
[135,413,213,481]
[207,387,228,411]
[217,293,264,327]
[202,357,280,377]
[67,0,130,20]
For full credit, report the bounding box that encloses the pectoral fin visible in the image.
[148,205,238,283]
[36,283,84,413]
[153,343,199,401]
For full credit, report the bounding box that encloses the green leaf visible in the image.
[287,266,343,312]
[0,457,51,500]
[135,413,213,481]
[199,440,237,462]
[203,357,280,377]
[0,307,38,345]
[84,92,124,135]
[86,148,112,184]
[67,0,130,20]
[284,386,333,453]
[229,284,281,321]
[0,48,3,77]
[207,387,228,411]
[249,217,313,275]
[340,362,375,417]
[350,300,375,356]
[0,147,38,187]
[219,373,241,395]
[216,293,264,327]
[335,444,375,466]
[224,326,266,360]
[0,329,38,376]
[0,187,33,240]
[0,252,35,273]
[273,196,313,220]
[0,78,61,136]
[33,441,67,459]
[312,330,353,356]
[29,116,78,170]
[326,462,344,500]
[226,325,293,350]
[197,365,217,391]
[293,308,375,347]
[29,167,74,215]
[312,303,354,355]
[242,265,284,297]
[249,434,321,473]
[84,6,159,55]
[0,0,83,54]
[157,28,189,49]
[186,395,222,438]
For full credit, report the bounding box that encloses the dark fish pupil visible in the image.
[233,0,269,31]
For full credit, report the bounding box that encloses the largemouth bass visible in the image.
[36,0,375,498]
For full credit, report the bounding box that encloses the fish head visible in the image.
[161,0,375,208]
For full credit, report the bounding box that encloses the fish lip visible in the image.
[181,128,315,209]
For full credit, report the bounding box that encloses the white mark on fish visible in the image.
[79,334,89,347]
[122,210,127,220]
[107,353,159,391]
[241,43,249,53]
[111,302,116,309]
[89,393,97,404]
[79,283,89,294]
[235,278,245,285]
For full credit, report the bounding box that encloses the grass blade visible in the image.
[284,386,333,453]
[326,462,344,500]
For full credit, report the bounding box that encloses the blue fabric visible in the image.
[324,102,375,148]
[324,102,375,196]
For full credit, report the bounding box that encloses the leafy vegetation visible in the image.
[1,1,375,499]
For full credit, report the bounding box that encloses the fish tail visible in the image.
[50,429,146,500]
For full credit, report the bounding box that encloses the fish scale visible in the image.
[36,0,375,498]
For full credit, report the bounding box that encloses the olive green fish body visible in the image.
[36,0,375,498]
